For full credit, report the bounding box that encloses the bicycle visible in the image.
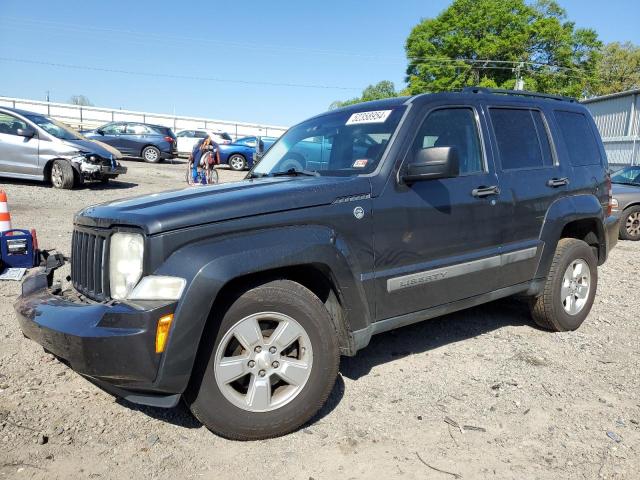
[186,149,219,186]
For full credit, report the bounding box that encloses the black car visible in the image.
[83,122,177,163]
[15,88,618,440]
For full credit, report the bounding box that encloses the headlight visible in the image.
[109,232,144,300]
[128,275,186,301]
[611,198,619,211]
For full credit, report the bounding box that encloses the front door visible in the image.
[372,105,509,321]
[0,112,40,178]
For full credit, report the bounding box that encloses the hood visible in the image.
[75,176,370,234]
[63,139,123,159]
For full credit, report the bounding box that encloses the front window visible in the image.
[611,166,640,186]
[23,114,84,141]
[251,106,406,177]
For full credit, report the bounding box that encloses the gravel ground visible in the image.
[0,160,638,479]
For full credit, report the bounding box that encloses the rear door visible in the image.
[123,123,155,156]
[0,112,41,178]
[372,104,510,320]
[484,103,570,287]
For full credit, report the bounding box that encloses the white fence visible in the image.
[0,96,289,140]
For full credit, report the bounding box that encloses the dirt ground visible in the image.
[0,159,638,480]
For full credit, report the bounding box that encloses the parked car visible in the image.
[82,122,177,163]
[176,129,232,157]
[611,165,640,240]
[218,136,278,171]
[15,88,618,440]
[0,107,126,189]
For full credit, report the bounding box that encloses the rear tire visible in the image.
[186,280,339,440]
[619,205,640,240]
[529,238,597,332]
[142,146,161,163]
[50,160,75,189]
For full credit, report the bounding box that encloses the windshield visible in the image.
[24,114,85,141]
[611,167,640,186]
[251,106,406,177]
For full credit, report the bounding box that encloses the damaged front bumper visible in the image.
[70,154,127,181]
[14,257,180,408]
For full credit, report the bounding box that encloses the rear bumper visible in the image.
[604,214,619,260]
[14,268,180,407]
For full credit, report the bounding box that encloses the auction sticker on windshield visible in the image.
[346,110,392,125]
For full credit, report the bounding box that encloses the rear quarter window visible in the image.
[554,110,602,166]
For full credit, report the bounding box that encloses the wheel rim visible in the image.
[230,156,244,170]
[626,212,640,237]
[214,312,313,413]
[145,148,158,161]
[560,259,591,315]
[51,164,62,187]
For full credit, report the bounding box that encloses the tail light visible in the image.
[605,174,613,216]
[164,136,174,143]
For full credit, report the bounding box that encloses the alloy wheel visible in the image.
[213,312,313,412]
[626,212,640,237]
[144,148,159,162]
[560,259,591,315]
[51,163,63,188]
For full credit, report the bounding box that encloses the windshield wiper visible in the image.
[271,168,319,177]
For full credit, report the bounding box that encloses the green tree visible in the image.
[594,42,640,95]
[405,0,602,97]
[330,80,398,109]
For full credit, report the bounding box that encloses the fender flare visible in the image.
[151,225,372,392]
[535,194,605,281]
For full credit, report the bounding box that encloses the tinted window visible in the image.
[0,113,27,136]
[491,109,553,170]
[611,166,640,186]
[194,131,208,138]
[102,123,126,134]
[413,108,483,175]
[127,124,152,135]
[555,111,601,166]
[177,130,192,137]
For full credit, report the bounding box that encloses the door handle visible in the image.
[472,185,500,198]
[547,177,569,188]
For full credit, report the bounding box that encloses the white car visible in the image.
[176,129,232,156]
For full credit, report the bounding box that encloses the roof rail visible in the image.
[461,87,576,103]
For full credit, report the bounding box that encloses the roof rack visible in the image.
[461,87,576,103]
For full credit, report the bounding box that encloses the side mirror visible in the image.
[402,146,460,183]
[96,129,105,135]
[16,127,36,138]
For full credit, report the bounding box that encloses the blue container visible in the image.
[0,229,37,269]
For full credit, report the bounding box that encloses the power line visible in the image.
[0,57,361,91]
[1,16,593,75]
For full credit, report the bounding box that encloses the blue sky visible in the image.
[0,0,638,126]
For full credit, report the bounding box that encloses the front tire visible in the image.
[187,280,339,440]
[529,238,598,332]
[142,146,161,163]
[619,206,640,240]
[228,154,247,171]
[50,160,75,189]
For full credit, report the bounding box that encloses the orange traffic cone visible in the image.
[0,190,12,233]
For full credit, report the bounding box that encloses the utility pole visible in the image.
[45,90,50,102]
[514,63,525,91]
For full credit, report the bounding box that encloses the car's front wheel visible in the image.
[619,205,640,240]
[228,154,247,171]
[187,280,339,440]
[50,160,75,189]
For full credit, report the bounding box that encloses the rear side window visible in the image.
[490,108,554,170]
[554,111,601,166]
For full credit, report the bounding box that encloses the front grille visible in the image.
[71,228,109,301]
